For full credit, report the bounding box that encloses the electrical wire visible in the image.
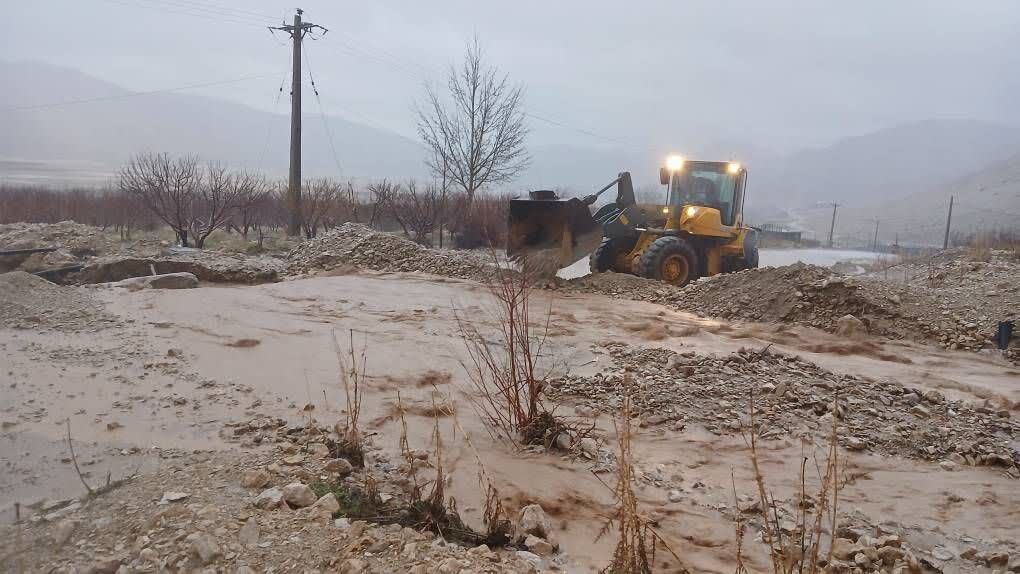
[303,43,344,176]
[257,58,292,167]
[2,74,275,112]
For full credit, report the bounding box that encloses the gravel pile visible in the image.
[550,344,1018,468]
[566,258,1020,354]
[287,223,499,281]
[0,222,165,272]
[0,271,116,331]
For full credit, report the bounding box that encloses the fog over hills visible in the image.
[2,60,1019,236]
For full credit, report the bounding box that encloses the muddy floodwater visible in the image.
[556,248,889,280]
[2,270,1017,572]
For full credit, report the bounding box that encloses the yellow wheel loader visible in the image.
[507,156,758,285]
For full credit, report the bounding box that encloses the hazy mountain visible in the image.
[749,119,1020,214]
[0,60,428,185]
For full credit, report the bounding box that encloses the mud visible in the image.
[2,269,1018,572]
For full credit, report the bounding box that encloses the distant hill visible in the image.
[747,119,1020,220]
[0,60,428,185]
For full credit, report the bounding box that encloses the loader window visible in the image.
[668,162,739,225]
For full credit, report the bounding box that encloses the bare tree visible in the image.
[392,180,448,246]
[301,178,343,239]
[367,179,401,229]
[119,153,202,247]
[119,153,248,248]
[232,172,272,240]
[416,37,528,205]
[190,164,245,248]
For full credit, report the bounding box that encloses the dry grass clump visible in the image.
[327,329,367,467]
[598,390,680,573]
[736,387,846,574]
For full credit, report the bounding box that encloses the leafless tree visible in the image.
[119,153,248,248]
[233,172,271,239]
[191,164,245,248]
[392,180,449,246]
[416,37,528,205]
[301,178,342,239]
[119,153,202,247]
[367,179,401,229]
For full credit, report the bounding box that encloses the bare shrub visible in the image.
[232,172,272,240]
[598,389,679,573]
[416,36,528,206]
[392,180,450,246]
[738,387,845,574]
[457,257,554,445]
[329,329,366,467]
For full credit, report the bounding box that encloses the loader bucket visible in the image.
[507,194,603,274]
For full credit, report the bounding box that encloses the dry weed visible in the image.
[597,388,681,573]
[740,385,845,574]
[328,329,367,467]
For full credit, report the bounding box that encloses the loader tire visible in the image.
[741,230,760,269]
[638,236,699,286]
[589,239,618,273]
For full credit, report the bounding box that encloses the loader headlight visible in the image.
[685,206,698,217]
[727,162,741,174]
[661,207,669,214]
[665,155,685,171]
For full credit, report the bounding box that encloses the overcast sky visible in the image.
[3,0,1020,155]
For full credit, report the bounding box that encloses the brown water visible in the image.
[2,270,1017,571]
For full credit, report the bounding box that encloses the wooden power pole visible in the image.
[942,195,954,249]
[271,9,327,237]
[826,202,840,248]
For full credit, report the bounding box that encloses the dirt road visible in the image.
[2,270,1018,572]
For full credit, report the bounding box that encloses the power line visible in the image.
[303,42,344,176]
[257,58,292,168]
[2,74,275,112]
[99,0,273,28]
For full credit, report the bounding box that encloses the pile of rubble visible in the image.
[0,271,117,331]
[549,344,1018,468]
[567,260,1020,354]
[287,223,498,282]
[2,417,553,573]
[0,222,164,273]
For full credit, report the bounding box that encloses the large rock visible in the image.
[240,469,271,489]
[190,533,222,565]
[834,314,866,339]
[238,518,260,547]
[517,504,550,539]
[252,487,284,509]
[282,482,317,508]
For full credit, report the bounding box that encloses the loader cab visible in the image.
[659,160,746,226]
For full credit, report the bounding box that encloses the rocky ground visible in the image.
[286,223,498,282]
[550,344,1019,469]
[563,250,1020,359]
[3,222,1019,573]
[0,428,548,574]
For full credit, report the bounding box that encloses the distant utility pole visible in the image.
[871,219,880,252]
[825,202,840,248]
[270,9,328,237]
[942,195,954,249]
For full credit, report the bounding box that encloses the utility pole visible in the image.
[942,195,954,249]
[270,9,327,237]
[872,219,880,252]
[826,202,840,248]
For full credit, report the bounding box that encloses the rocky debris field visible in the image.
[550,344,1019,469]
[287,223,499,282]
[0,271,117,331]
[2,417,550,574]
[565,253,1020,356]
[0,222,164,273]
[73,253,284,285]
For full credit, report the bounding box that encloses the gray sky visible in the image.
[3,0,1020,154]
